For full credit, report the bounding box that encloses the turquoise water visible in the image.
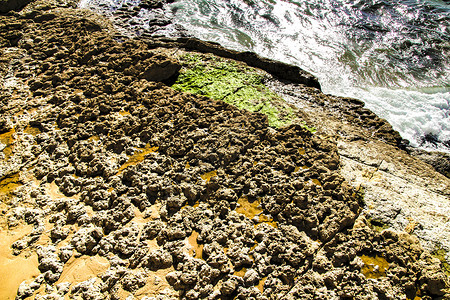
[80,0,450,152]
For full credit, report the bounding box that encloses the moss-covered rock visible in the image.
[432,247,450,277]
[172,52,315,130]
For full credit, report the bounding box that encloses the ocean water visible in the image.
[80,0,450,152]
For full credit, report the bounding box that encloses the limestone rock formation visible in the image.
[0,0,31,13]
[0,0,448,299]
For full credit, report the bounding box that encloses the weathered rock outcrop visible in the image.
[0,0,448,299]
[0,0,31,12]
[153,37,322,90]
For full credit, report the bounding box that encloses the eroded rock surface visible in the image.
[265,73,450,280]
[0,1,449,299]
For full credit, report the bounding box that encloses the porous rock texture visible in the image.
[0,1,449,300]
[88,0,450,262]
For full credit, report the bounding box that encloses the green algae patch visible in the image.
[234,267,248,277]
[172,53,298,128]
[351,185,365,207]
[257,276,267,293]
[368,218,390,232]
[431,247,450,277]
[360,255,389,279]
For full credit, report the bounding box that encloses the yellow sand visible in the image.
[23,126,41,136]
[200,170,217,183]
[188,231,203,259]
[56,255,110,285]
[134,267,176,299]
[236,197,277,228]
[360,255,389,279]
[0,173,21,201]
[311,179,322,186]
[0,128,15,159]
[257,277,267,293]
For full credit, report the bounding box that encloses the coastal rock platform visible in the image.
[0,0,449,299]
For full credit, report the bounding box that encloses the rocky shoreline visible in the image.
[0,0,449,299]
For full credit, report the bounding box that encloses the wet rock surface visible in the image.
[406,147,450,179]
[0,1,449,299]
[78,0,188,40]
[79,0,321,90]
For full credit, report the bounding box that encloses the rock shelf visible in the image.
[0,0,449,299]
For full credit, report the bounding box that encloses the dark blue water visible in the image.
[80,0,450,152]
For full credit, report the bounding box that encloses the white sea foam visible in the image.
[333,86,450,151]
